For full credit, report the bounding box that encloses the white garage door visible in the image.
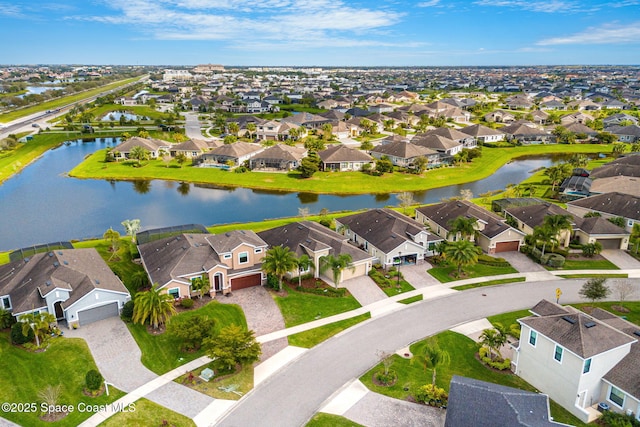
[77,302,119,326]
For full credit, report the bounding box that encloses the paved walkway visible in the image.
[602,249,640,270]
[341,275,388,306]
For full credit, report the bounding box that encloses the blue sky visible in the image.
[1,0,639,66]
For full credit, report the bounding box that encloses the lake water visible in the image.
[101,112,140,122]
[17,86,64,98]
[0,139,558,251]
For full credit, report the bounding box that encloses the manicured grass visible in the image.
[428,263,518,283]
[0,77,141,123]
[487,309,533,328]
[559,274,628,279]
[288,313,371,348]
[360,331,587,427]
[97,398,195,427]
[0,333,126,427]
[272,285,361,327]
[452,277,526,290]
[174,362,253,400]
[127,301,247,375]
[88,104,167,121]
[381,279,415,296]
[69,144,613,195]
[398,295,423,304]
[572,301,640,325]
[306,413,364,427]
[547,258,619,271]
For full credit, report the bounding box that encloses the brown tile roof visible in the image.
[206,230,267,254]
[371,140,436,159]
[504,203,580,230]
[460,124,505,137]
[252,144,307,162]
[568,192,640,221]
[412,134,461,151]
[209,142,263,158]
[590,176,640,198]
[319,145,372,163]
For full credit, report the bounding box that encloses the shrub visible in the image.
[600,410,640,427]
[479,347,512,370]
[266,273,279,290]
[374,368,397,386]
[121,300,135,322]
[85,370,103,391]
[546,254,565,268]
[582,242,603,257]
[295,286,346,297]
[318,218,332,228]
[415,384,448,406]
[180,298,194,309]
[477,254,511,267]
[11,322,33,345]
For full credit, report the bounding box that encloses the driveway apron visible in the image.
[343,392,446,427]
[340,275,388,306]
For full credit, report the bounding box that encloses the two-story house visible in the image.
[334,208,442,268]
[138,230,268,299]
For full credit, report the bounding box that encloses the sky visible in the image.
[1,0,639,66]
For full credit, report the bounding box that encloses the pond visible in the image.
[101,112,141,122]
[17,86,64,98]
[0,139,559,251]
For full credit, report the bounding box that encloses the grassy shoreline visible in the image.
[69,144,613,195]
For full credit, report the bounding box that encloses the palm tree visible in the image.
[227,122,240,136]
[542,214,573,247]
[443,240,481,277]
[612,143,627,157]
[319,254,354,286]
[447,216,478,241]
[525,183,537,197]
[262,245,298,291]
[191,275,211,299]
[246,123,256,140]
[544,165,566,191]
[411,342,450,386]
[18,312,55,347]
[129,146,150,165]
[132,286,177,330]
[102,227,121,260]
[121,219,141,243]
[479,327,508,361]
[295,254,314,287]
[532,225,558,257]
[631,223,640,254]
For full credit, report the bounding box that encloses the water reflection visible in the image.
[177,182,190,196]
[132,180,151,194]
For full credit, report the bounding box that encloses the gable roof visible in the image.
[252,144,307,162]
[209,142,263,158]
[590,176,640,197]
[206,230,267,254]
[411,134,461,151]
[445,376,564,427]
[171,138,220,152]
[423,127,472,141]
[459,123,505,137]
[577,216,628,236]
[318,145,372,163]
[115,136,170,153]
[504,203,580,230]
[568,192,640,221]
[371,140,437,159]
[591,163,640,179]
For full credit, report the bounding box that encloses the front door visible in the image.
[54,301,64,320]
[214,273,223,292]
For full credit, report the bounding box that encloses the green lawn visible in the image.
[97,398,195,427]
[0,77,141,123]
[306,413,364,427]
[272,285,362,327]
[174,361,253,400]
[288,313,371,348]
[547,258,619,271]
[572,301,640,325]
[69,144,613,195]
[452,277,526,290]
[559,274,628,279]
[127,301,247,375]
[0,333,126,427]
[360,331,587,427]
[487,309,533,328]
[428,263,518,283]
[87,104,168,121]
[398,295,424,304]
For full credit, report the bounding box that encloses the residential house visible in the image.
[411,133,463,157]
[559,175,592,200]
[170,139,221,159]
[282,112,331,129]
[607,125,640,143]
[603,113,638,127]
[590,176,640,198]
[567,192,640,232]
[112,136,171,160]
[562,122,598,138]
[513,300,639,423]
[501,122,554,144]
[423,127,477,149]
[334,208,442,268]
[257,221,373,285]
[318,145,373,172]
[505,95,534,110]
[199,142,264,167]
[591,155,640,179]
[415,200,525,254]
[459,124,505,144]
[368,103,394,114]
[138,230,268,298]
[530,109,550,125]
[572,216,629,250]
[256,120,305,141]
[370,140,440,168]
[561,112,594,125]
[567,99,601,111]
[114,96,137,106]
[484,110,516,123]
[250,144,307,171]
[504,202,580,247]
[0,249,130,328]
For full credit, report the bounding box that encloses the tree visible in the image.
[227,122,239,136]
[132,286,177,330]
[568,154,589,168]
[18,312,55,347]
[525,183,537,197]
[582,242,603,257]
[246,122,256,140]
[121,219,141,243]
[411,342,450,386]
[204,325,261,370]
[595,131,617,144]
[299,153,320,178]
[447,216,478,241]
[167,315,216,351]
[631,223,640,254]
[190,275,211,299]
[295,254,314,287]
[321,123,333,141]
[615,281,637,309]
[0,308,12,330]
[174,152,188,168]
[303,137,325,152]
[444,240,480,277]
[612,143,627,157]
[397,192,415,214]
[532,225,558,257]
[412,156,429,174]
[544,164,569,191]
[375,156,394,174]
[85,370,103,392]
[542,214,573,247]
[129,146,150,165]
[579,277,611,303]
[102,227,121,260]
[261,245,297,291]
[479,327,508,361]
[319,254,354,286]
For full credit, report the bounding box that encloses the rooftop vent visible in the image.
[57,251,63,255]
[585,321,597,328]
[63,261,69,265]
[562,316,576,324]
[225,232,230,237]
[48,252,54,257]
[53,262,59,268]
[24,257,30,263]
[95,279,100,285]
[297,225,303,230]
[633,330,640,337]
[45,280,51,286]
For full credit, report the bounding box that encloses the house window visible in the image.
[238,252,249,264]
[254,248,262,254]
[168,288,180,299]
[583,358,592,374]
[223,254,232,260]
[1,296,10,310]
[609,386,625,408]
[529,330,537,346]
[629,220,634,227]
[554,345,563,363]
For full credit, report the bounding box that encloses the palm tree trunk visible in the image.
[432,368,436,386]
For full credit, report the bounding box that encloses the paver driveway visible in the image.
[401,262,441,289]
[341,275,387,306]
[601,249,640,270]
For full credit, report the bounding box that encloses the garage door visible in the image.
[230,273,262,290]
[598,239,622,250]
[495,241,520,253]
[77,302,119,326]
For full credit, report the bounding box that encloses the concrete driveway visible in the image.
[341,275,388,306]
[498,251,548,273]
[344,392,446,427]
[65,317,156,392]
[401,262,441,289]
[601,250,640,269]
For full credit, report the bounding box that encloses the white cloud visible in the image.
[0,3,23,17]
[473,0,586,13]
[537,22,640,45]
[417,0,441,7]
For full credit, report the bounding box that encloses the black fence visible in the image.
[9,242,74,262]
[136,224,209,245]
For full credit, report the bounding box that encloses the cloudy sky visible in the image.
[1,0,639,65]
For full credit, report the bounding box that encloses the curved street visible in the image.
[217,277,639,427]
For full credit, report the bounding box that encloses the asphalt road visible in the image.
[217,277,639,427]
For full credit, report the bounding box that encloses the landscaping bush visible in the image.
[414,384,448,406]
[546,254,565,268]
[477,254,511,267]
[600,410,640,427]
[11,322,33,345]
[318,218,331,228]
[180,298,194,309]
[295,286,346,297]
[85,369,103,391]
[479,347,512,370]
[582,242,603,257]
[569,242,583,250]
[266,273,279,290]
[374,368,397,386]
[121,300,134,322]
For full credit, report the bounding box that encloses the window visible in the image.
[168,288,180,299]
[529,330,537,346]
[223,254,232,260]
[1,296,10,310]
[254,248,262,254]
[238,252,249,264]
[609,386,625,408]
[583,358,592,374]
[554,345,563,363]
